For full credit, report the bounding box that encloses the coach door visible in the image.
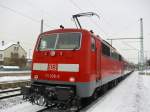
[96,39,101,82]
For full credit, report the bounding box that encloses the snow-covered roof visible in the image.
[1,66,20,69]
[0,42,18,51]
[0,76,30,83]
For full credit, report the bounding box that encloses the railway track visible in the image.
[0,80,30,89]
[37,107,76,112]
[0,71,30,77]
[0,88,22,100]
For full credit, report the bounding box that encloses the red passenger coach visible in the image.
[22,12,133,109]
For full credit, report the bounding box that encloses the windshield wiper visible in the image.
[72,46,78,51]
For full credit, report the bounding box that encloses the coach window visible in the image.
[102,42,110,56]
[112,52,119,60]
[91,37,96,51]
[116,53,119,60]
[119,54,122,61]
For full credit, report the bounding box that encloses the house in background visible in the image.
[0,41,27,68]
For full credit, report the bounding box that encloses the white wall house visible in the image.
[0,41,27,65]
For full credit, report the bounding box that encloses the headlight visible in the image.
[69,77,76,82]
[34,75,38,79]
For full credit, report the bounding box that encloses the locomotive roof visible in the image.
[42,28,90,35]
[42,28,121,55]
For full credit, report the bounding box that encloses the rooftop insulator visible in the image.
[60,25,64,29]
[90,30,94,34]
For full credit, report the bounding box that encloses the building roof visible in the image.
[0,42,18,51]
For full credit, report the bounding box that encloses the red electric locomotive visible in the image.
[22,12,133,110]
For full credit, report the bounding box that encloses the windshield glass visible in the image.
[38,32,81,50]
[39,34,57,50]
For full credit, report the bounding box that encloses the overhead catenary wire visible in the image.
[86,0,125,37]
[0,3,39,23]
[0,30,36,47]
[89,18,109,37]
[86,0,141,38]
[0,3,52,28]
[86,0,114,28]
[68,0,140,63]
[119,40,150,64]
[68,0,109,37]
[120,40,140,62]
[120,40,139,51]
[0,1,56,59]
[19,0,58,29]
[21,0,47,18]
[69,0,83,11]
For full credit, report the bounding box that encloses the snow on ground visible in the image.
[88,71,150,112]
[0,87,20,92]
[0,76,30,82]
[0,96,24,110]
[0,71,31,74]
[0,102,44,112]
[0,96,44,112]
[1,71,150,112]
[144,69,150,74]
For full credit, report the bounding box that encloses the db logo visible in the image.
[48,64,57,71]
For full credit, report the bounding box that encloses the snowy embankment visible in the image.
[0,101,44,112]
[0,96,44,112]
[0,76,30,83]
[0,71,31,74]
[88,71,150,112]
[144,69,150,75]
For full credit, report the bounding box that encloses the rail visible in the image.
[0,80,31,89]
[0,88,21,100]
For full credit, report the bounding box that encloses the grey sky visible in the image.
[0,0,150,63]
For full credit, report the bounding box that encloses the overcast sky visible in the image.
[0,0,150,63]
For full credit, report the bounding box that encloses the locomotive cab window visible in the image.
[56,33,80,50]
[111,51,119,60]
[102,42,110,56]
[91,37,96,51]
[39,34,57,50]
[38,33,81,50]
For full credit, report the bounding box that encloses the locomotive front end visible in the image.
[21,29,90,108]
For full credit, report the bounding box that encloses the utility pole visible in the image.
[140,18,144,71]
[41,19,44,33]
[110,39,112,45]
[121,49,140,66]
[107,18,144,71]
